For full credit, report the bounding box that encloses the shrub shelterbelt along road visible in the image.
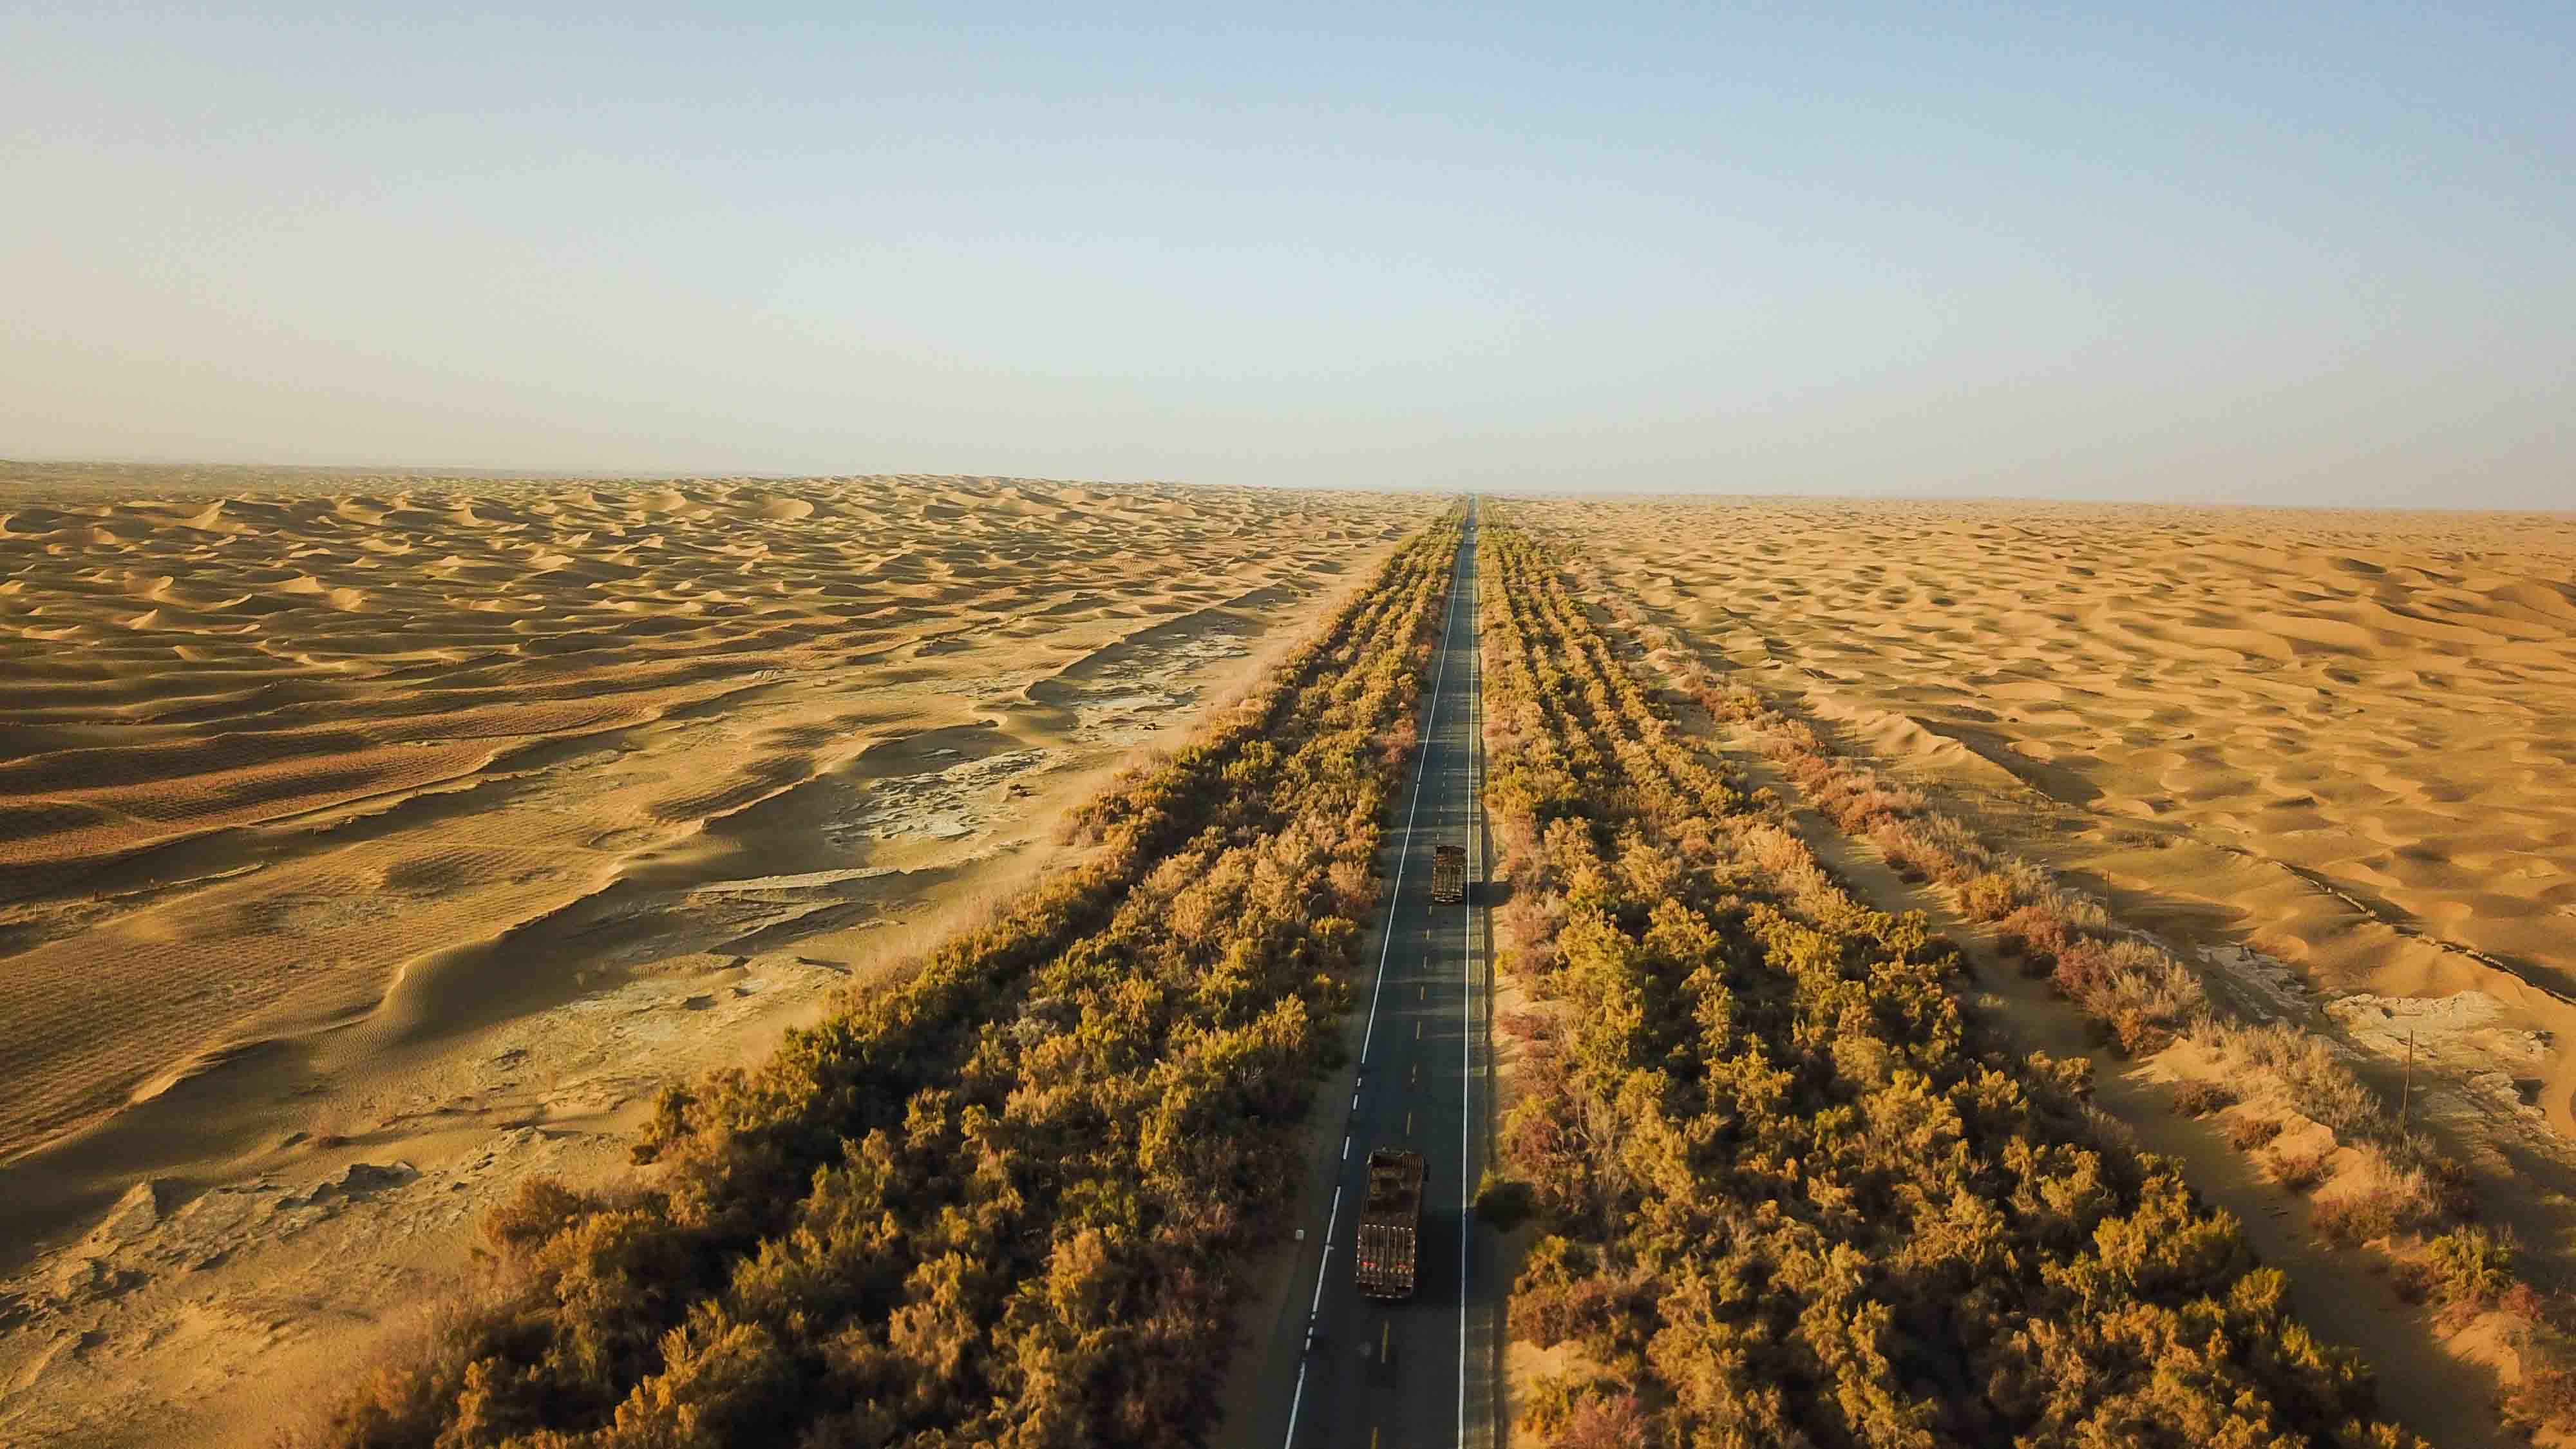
[312,496,2456,1447]
[319,509,1478,1446]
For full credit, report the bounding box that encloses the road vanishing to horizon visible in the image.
[1238,504,1501,1449]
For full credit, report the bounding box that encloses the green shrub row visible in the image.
[1476,513,2421,1448]
[1548,544,2576,1437]
[318,513,1464,1448]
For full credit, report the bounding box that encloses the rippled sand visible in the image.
[1524,497,2576,987]
[0,466,1435,1443]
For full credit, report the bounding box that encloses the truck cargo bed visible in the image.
[1430,844,1466,904]
[1355,1148,1426,1298]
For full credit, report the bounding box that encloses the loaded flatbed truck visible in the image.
[1430,844,1466,905]
[1355,1147,1425,1299]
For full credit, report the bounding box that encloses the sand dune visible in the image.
[1528,495,2576,1214]
[1526,498,2576,985]
[0,465,1430,1444]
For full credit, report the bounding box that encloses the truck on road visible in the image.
[1430,844,1466,905]
[1355,1148,1425,1299]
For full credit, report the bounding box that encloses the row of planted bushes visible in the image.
[1710,680,2472,1231]
[1473,511,2425,1448]
[1537,553,2576,1434]
[319,512,1464,1448]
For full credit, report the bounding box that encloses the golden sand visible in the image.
[1526,496,2576,1201]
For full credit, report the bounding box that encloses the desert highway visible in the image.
[1238,503,1498,1449]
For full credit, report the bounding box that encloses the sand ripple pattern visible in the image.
[1524,498,2576,989]
[0,468,1426,1163]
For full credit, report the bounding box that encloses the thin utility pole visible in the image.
[2400,1030,2414,1131]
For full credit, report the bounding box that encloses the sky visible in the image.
[3,3,2570,506]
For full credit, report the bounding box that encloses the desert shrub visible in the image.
[2313,1190,2401,1246]
[2206,1021,2387,1142]
[1871,818,1938,881]
[1520,1372,1650,1445]
[1960,871,2020,922]
[2226,1115,2284,1150]
[481,1176,599,1259]
[1904,812,1993,885]
[1508,1236,1599,1349]
[2508,1367,2576,1437]
[2418,1150,2479,1222]
[2503,1280,2547,1320]
[2425,1226,2514,1307]
[2108,1007,2175,1057]
[1817,771,1923,833]
[2172,1080,2237,1117]
[1998,904,2070,969]
[2272,1141,2334,1193]
[1546,1388,1654,1448]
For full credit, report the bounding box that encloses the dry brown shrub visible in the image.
[2297,1150,2435,1245]
[2225,1115,2283,1150]
[2171,1080,2237,1117]
[2502,1280,2547,1320]
[1997,904,2069,968]
[2506,1366,2576,1437]
[2420,1150,2479,1222]
[2271,1142,2333,1193]
[2052,938,2117,1001]
[2109,1009,2173,1058]
[2202,1021,2387,1141]
[2312,1191,2399,1246]
[2389,1258,2433,1305]
[482,1177,596,1260]
[1871,819,1940,882]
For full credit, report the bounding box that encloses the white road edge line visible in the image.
[1280,516,1466,1449]
[1459,505,1479,1448]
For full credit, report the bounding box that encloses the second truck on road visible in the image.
[1430,843,1466,904]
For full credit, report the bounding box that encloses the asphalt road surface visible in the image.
[1238,503,1497,1449]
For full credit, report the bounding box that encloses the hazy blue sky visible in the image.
[5,3,2569,504]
